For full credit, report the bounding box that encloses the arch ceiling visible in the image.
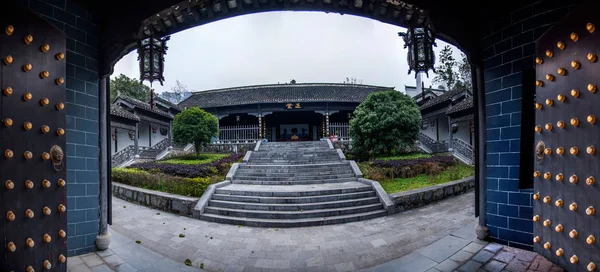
[73,0,492,76]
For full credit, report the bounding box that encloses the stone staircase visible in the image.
[196,141,390,227]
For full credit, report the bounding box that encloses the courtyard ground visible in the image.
[68,192,560,272]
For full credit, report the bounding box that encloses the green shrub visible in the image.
[112,168,219,197]
[349,90,421,159]
[158,153,229,165]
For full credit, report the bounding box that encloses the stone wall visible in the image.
[481,0,574,250]
[112,182,199,216]
[21,0,102,256]
[390,176,475,213]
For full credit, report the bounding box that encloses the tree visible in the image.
[349,90,421,159]
[172,107,219,159]
[456,53,472,89]
[110,74,151,102]
[432,45,457,90]
[160,80,190,104]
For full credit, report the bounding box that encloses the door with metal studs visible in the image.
[533,4,599,272]
[1,2,68,271]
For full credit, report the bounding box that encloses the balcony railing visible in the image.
[215,125,261,144]
[452,138,474,163]
[418,133,449,153]
[111,145,136,167]
[329,122,350,141]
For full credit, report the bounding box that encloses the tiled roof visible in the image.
[156,96,182,111]
[116,96,174,119]
[178,83,393,109]
[110,104,140,121]
[447,97,473,115]
[419,88,466,111]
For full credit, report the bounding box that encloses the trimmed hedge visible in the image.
[112,168,216,197]
[360,155,457,180]
[128,153,243,178]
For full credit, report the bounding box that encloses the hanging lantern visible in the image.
[137,35,170,86]
[152,127,157,133]
[398,24,436,77]
[112,129,118,140]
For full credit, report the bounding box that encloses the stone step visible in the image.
[214,182,372,197]
[231,177,358,185]
[204,203,383,219]
[248,159,340,163]
[199,209,387,228]
[233,174,356,181]
[208,197,381,211]
[250,153,339,158]
[238,162,348,168]
[233,170,354,177]
[211,191,376,204]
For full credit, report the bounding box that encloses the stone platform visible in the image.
[196,141,390,227]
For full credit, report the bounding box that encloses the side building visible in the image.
[109,96,182,167]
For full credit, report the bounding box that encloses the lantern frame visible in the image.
[138,35,170,86]
[398,24,436,77]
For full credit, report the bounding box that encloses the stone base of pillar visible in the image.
[96,231,112,251]
[475,223,489,240]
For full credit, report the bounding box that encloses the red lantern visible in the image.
[112,129,118,140]
[152,127,157,133]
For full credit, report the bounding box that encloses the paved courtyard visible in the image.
[68,192,561,272]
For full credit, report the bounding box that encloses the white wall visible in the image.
[421,114,450,142]
[453,122,473,146]
[113,128,135,155]
[150,126,169,146]
[138,125,151,148]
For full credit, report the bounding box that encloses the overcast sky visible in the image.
[111,11,464,94]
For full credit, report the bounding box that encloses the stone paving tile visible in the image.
[449,250,475,263]
[456,260,483,272]
[482,259,507,272]
[81,253,105,268]
[434,258,462,272]
[417,235,471,263]
[492,250,516,263]
[67,193,567,272]
[463,241,487,253]
[472,250,495,263]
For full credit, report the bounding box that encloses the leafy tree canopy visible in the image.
[349,90,421,159]
[110,74,151,102]
[432,46,471,91]
[173,107,219,159]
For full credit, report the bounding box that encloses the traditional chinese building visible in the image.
[178,83,392,143]
[3,0,600,270]
[109,96,181,166]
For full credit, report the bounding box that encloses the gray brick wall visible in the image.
[17,0,100,256]
[481,0,574,250]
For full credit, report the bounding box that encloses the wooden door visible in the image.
[1,2,68,271]
[533,4,599,272]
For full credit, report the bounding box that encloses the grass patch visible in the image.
[378,164,475,194]
[112,168,221,197]
[159,153,229,165]
[375,153,432,161]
